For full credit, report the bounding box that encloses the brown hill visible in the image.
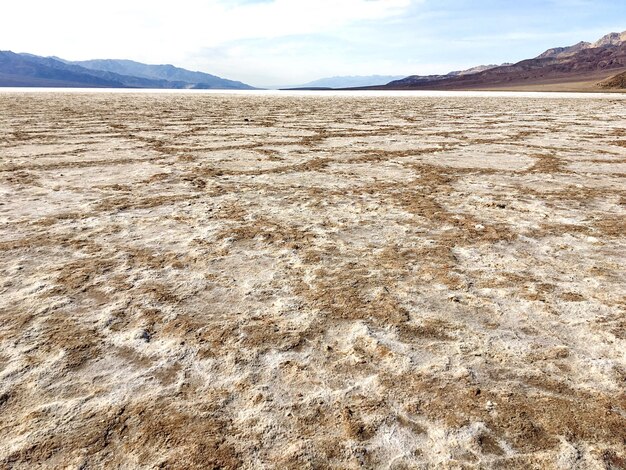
[382,31,626,92]
[599,70,626,89]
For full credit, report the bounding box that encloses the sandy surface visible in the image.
[0,92,625,469]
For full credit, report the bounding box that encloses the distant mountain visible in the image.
[0,52,255,89]
[296,75,405,89]
[322,64,508,89]
[287,65,509,90]
[72,59,253,90]
[380,31,626,91]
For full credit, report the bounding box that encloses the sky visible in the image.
[1,0,625,87]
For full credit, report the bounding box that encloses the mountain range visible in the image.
[0,52,254,89]
[1,30,625,92]
[377,31,626,91]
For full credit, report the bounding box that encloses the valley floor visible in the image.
[0,92,625,468]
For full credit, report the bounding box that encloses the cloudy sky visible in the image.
[2,0,625,86]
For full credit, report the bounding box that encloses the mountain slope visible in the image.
[448,63,512,76]
[72,59,253,90]
[537,41,591,59]
[0,52,255,89]
[592,31,626,47]
[382,31,626,91]
[0,51,128,88]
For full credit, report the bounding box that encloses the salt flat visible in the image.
[0,92,624,469]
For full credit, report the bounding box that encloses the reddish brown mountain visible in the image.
[381,31,626,92]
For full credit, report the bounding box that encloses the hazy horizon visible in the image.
[2,1,625,87]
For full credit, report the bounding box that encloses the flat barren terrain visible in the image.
[0,92,625,469]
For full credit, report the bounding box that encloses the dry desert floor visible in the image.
[0,92,625,469]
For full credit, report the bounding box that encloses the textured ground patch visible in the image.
[0,92,625,469]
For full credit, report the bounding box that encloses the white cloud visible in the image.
[1,0,412,63]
